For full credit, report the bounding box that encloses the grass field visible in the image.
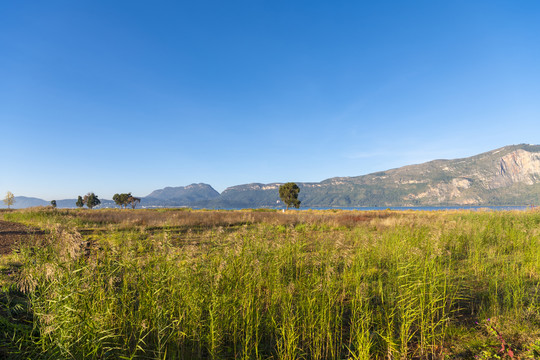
[1,207,540,359]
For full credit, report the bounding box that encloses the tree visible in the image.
[50,200,57,208]
[84,193,101,209]
[3,191,15,209]
[127,195,141,209]
[113,193,141,209]
[279,182,301,210]
[76,196,84,208]
[113,193,131,209]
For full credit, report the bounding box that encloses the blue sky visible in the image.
[1,1,540,200]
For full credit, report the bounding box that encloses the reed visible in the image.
[2,208,540,358]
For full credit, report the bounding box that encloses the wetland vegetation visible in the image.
[1,208,540,359]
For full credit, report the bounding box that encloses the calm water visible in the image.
[206,205,532,211]
[303,205,530,211]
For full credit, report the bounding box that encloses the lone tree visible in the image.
[3,191,15,209]
[84,193,101,209]
[50,200,57,208]
[279,182,301,210]
[76,196,84,208]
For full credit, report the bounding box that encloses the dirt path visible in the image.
[0,220,45,255]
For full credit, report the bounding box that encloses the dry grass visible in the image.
[8,207,405,229]
[3,208,540,359]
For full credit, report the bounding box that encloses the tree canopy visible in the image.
[279,183,301,210]
[76,196,84,208]
[113,193,131,209]
[113,193,141,209]
[128,196,141,209]
[84,193,101,209]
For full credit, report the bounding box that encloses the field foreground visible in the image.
[1,208,540,359]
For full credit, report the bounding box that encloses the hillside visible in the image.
[203,144,540,208]
[4,144,540,209]
[0,196,49,209]
[143,183,220,207]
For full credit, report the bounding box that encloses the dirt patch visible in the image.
[0,220,46,255]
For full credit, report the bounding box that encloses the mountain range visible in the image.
[3,144,540,209]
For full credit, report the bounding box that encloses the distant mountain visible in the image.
[54,199,117,209]
[202,144,540,208]
[143,183,220,207]
[0,197,118,209]
[55,199,79,208]
[0,196,49,209]
[201,183,283,209]
[5,145,540,209]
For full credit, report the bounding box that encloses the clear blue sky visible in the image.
[1,1,540,200]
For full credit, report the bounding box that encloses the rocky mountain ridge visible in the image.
[3,144,540,209]
[202,144,540,208]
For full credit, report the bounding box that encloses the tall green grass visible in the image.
[4,209,540,358]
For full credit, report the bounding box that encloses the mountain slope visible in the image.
[0,196,49,209]
[204,144,540,208]
[143,183,220,207]
[5,145,540,209]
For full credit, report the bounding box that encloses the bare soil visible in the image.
[0,220,45,255]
